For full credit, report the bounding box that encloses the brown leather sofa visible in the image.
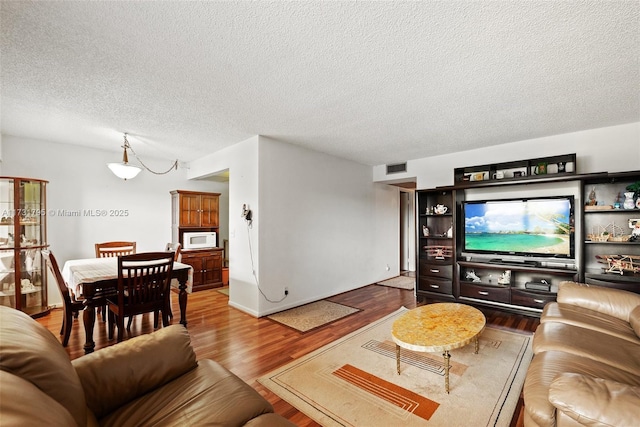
[523,281,640,427]
[0,306,296,426]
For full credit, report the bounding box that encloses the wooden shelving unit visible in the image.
[416,189,456,301]
[580,171,640,292]
[416,154,639,317]
[453,153,577,188]
[171,190,224,291]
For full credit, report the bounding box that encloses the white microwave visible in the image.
[183,231,217,249]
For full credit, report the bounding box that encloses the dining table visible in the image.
[61,257,193,354]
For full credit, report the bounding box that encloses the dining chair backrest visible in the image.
[42,250,71,306]
[165,242,182,262]
[116,252,174,312]
[42,249,85,346]
[95,241,136,258]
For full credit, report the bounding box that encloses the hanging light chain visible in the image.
[123,134,178,175]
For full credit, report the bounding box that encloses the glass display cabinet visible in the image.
[0,177,49,317]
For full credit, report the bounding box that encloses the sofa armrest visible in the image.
[72,325,197,419]
[549,373,640,427]
[557,281,640,322]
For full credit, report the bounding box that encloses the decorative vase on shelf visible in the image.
[623,192,635,209]
[636,197,640,209]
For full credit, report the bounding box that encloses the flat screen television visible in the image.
[462,196,575,260]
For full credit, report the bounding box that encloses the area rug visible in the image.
[259,307,532,426]
[217,287,229,296]
[376,276,415,290]
[267,300,361,333]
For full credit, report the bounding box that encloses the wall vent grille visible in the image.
[386,162,407,174]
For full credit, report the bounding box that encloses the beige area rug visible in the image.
[267,300,361,333]
[376,276,415,290]
[217,287,229,296]
[259,307,532,426]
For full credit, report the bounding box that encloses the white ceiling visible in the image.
[1,1,638,166]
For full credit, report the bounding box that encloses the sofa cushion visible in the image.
[557,281,640,322]
[523,351,640,427]
[541,302,639,344]
[0,370,79,427]
[72,324,197,419]
[630,305,640,338]
[98,360,278,426]
[0,306,87,427]
[549,373,640,427]
[532,322,640,376]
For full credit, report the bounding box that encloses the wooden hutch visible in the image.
[171,190,224,291]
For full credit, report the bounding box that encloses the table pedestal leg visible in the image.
[443,350,451,394]
[178,280,187,327]
[475,335,479,354]
[396,344,401,374]
[83,303,96,354]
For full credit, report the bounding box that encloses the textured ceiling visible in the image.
[1,1,638,166]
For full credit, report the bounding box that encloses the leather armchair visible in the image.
[523,282,640,427]
[0,306,295,426]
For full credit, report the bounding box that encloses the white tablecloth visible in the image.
[61,257,193,296]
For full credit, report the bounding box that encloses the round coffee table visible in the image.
[391,303,486,393]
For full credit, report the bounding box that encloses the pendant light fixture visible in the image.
[107,133,178,180]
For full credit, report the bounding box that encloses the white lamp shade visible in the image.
[108,162,142,180]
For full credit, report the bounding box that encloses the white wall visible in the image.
[189,136,399,316]
[373,123,640,188]
[2,136,229,307]
[257,137,398,314]
[188,136,261,315]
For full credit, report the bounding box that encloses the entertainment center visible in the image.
[416,153,640,316]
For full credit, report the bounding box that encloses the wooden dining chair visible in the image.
[95,241,137,258]
[165,242,182,262]
[94,241,136,322]
[106,252,174,342]
[164,243,182,319]
[42,250,85,347]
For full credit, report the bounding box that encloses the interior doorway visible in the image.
[399,190,415,272]
[393,182,416,273]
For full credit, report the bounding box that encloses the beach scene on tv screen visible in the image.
[465,199,572,255]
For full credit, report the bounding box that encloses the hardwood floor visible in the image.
[36,285,538,426]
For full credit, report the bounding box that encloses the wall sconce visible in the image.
[107,133,178,180]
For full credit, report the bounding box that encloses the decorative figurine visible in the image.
[20,279,35,291]
[465,270,481,282]
[422,225,429,237]
[498,270,511,285]
[614,192,622,209]
[587,187,597,206]
[630,219,640,241]
[557,162,566,173]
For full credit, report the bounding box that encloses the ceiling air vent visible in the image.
[386,162,407,174]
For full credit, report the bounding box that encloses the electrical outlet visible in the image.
[284,287,289,296]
